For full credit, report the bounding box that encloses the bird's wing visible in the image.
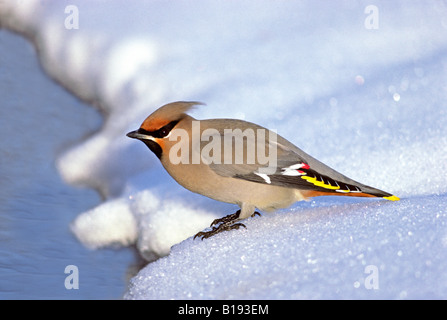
[203,130,395,198]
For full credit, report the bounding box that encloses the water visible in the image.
[0,30,138,299]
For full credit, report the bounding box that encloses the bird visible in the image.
[127,101,399,240]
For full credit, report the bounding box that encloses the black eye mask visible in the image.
[136,120,179,139]
[131,120,180,159]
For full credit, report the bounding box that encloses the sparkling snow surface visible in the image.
[2,0,447,299]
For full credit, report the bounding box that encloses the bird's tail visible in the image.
[301,186,400,201]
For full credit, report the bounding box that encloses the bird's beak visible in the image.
[127,129,163,159]
[126,130,153,141]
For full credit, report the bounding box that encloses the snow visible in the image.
[125,195,447,299]
[2,0,447,299]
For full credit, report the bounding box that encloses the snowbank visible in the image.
[125,195,447,299]
[2,0,446,298]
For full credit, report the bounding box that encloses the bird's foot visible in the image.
[210,210,241,227]
[193,210,261,240]
[193,222,246,240]
[210,210,260,226]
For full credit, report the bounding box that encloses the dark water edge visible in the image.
[0,29,139,299]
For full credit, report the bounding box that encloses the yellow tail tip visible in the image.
[383,195,400,201]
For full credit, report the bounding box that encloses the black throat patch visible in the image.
[143,139,163,159]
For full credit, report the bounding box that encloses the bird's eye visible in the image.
[156,120,179,138]
[160,128,168,137]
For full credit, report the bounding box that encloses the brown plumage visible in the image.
[127,101,399,239]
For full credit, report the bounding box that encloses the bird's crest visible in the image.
[140,101,204,131]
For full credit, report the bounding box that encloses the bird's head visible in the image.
[126,101,202,159]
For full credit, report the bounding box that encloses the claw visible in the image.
[251,211,261,218]
[194,210,260,240]
[210,210,241,227]
[193,222,246,240]
[193,227,216,240]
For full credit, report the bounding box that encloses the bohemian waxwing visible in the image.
[127,101,399,239]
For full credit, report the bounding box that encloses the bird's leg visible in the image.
[193,210,262,240]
